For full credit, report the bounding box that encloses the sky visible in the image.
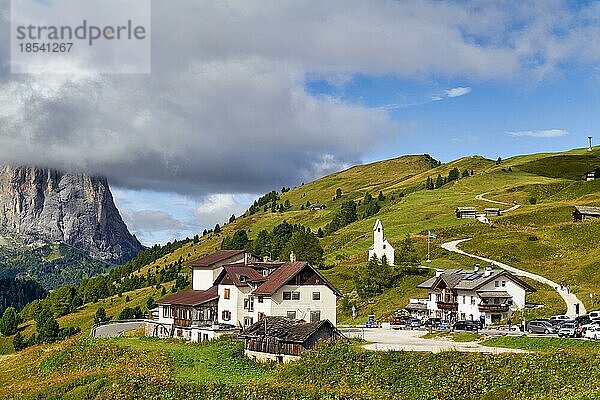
[1,0,599,245]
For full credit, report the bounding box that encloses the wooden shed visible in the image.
[456,207,477,219]
[573,206,600,222]
[239,316,342,362]
[484,208,501,217]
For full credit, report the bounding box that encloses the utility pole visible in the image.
[589,136,593,152]
[426,231,436,262]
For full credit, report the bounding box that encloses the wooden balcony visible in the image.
[478,304,510,312]
[436,301,458,311]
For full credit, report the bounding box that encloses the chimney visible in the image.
[484,266,493,277]
[290,251,296,262]
[435,269,443,277]
[474,263,480,272]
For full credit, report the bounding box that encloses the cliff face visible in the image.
[0,166,143,264]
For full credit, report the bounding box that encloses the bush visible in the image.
[529,197,537,205]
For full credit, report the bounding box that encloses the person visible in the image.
[507,318,512,331]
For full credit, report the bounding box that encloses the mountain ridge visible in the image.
[0,165,143,264]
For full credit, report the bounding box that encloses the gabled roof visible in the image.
[574,206,600,215]
[456,207,477,212]
[186,250,246,268]
[417,269,536,293]
[156,285,219,306]
[239,316,337,343]
[373,219,383,231]
[253,261,341,296]
[214,265,267,287]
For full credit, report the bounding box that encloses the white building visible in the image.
[417,265,536,325]
[368,219,394,265]
[147,250,340,342]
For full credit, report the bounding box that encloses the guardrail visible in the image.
[89,319,151,337]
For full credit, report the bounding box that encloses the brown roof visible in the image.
[239,316,339,343]
[253,261,341,296]
[186,250,246,268]
[216,265,267,287]
[156,286,218,306]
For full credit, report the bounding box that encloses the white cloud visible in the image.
[507,129,570,138]
[445,87,472,98]
[195,194,250,229]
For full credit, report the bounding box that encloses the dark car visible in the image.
[575,315,591,326]
[526,320,556,334]
[453,320,479,332]
[424,317,441,327]
[405,317,422,329]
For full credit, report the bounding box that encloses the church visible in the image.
[368,219,395,265]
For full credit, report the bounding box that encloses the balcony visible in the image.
[436,301,458,311]
[478,304,510,313]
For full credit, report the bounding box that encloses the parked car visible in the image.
[437,321,450,331]
[589,311,600,321]
[424,317,441,328]
[549,315,570,326]
[584,325,600,340]
[581,322,599,337]
[365,314,376,328]
[558,322,579,338]
[575,315,592,326]
[405,317,422,329]
[453,320,479,332]
[391,315,408,329]
[526,320,556,334]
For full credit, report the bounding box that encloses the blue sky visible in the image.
[1,1,600,245]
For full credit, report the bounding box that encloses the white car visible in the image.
[549,315,570,322]
[584,325,600,340]
[589,311,600,321]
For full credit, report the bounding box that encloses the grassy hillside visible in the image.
[139,147,600,321]
[2,335,600,399]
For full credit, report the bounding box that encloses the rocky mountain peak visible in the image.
[0,165,143,264]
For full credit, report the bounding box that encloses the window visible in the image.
[283,291,291,300]
[462,296,466,304]
[501,281,506,287]
[162,306,171,318]
[287,311,297,319]
[244,298,254,311]
[471,296,476,305]
[310,311,321,322]
[244,317,253,326]
[258,296,264,303]
[221,310,231,321]
[224,288,230,299]
[312,292,321,301]
[258,312,266,320]
[383,244,386,249]
[292,292,300,300]
[494,281,499,288]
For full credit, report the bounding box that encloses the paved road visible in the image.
[341,328,527,354]
[442,238,586,318]
[475,192,520,213]
[90,321,146,338]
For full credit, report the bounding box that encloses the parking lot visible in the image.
[340,327,528,354]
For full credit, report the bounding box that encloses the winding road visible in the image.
[442,239,586,318]
[475,192,520,213]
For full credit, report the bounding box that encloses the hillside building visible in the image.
[368,219,395,265]
[417,265,536,325]
[583,170,596,181]
[456,207,477,218]
[573,206,600,222]
[484,208,501,217]
[239,316,343,363]
[146,250,340,342]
